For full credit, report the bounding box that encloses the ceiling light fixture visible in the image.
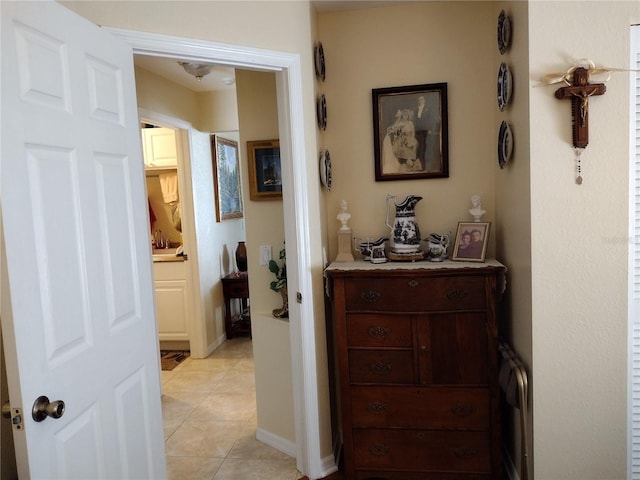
[178,61,214,81]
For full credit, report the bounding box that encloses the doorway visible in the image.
[109,28,324,477]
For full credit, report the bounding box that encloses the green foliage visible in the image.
[268,245,286,292]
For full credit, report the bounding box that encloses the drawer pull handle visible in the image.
[367,401,388,414]
[370,362,392,375]
[453,447,478,458]
[446,288,468,302]
[408,279,419,287]
[451,403,474,417]
[368,326,389,339]
[368,444,390,457]
[360,289,381,303]
[416,432,425,440]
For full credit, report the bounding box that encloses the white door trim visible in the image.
[107,28,322,477]
[137,110,207,358]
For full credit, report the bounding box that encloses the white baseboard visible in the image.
[503,444,520,480]
[256,428,297,458]
[320,454,338,478]
[203,333,227,358]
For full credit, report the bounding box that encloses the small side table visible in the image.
[221,272,251,339]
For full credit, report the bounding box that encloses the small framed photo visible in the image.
[211,135,243,222]
[372,83,449,181]
[247,139,282,200]
[452,222,491,262]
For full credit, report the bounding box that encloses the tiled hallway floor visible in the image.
[160,337,303,480]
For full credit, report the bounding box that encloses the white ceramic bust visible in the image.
[469,194,486,222]
[337,199,351,231]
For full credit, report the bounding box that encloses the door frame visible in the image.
[107,28,322,476]
[137,111,203,357]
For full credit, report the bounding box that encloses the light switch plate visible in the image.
[259,245,272,265]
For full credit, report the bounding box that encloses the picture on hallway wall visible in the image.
[372,83,449,181]
[452,222,490,262]
[212,135,243,221]
[247,139,283,200]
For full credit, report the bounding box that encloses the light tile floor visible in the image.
[161,337,303,480]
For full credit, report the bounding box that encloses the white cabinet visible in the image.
[152,260,191,342]
[141,127,177,168]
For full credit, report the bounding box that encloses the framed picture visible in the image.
[452,222,491,262]
[211,135,243,221]
[372,83,449,181]
[247,139,282,200]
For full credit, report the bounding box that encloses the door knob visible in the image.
[32,396,65,422]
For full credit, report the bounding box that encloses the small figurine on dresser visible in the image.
[469,194,486,222]
[335,200,354,262]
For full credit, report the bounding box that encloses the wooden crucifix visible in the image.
[554,66,606,148]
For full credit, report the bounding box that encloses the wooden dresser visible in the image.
[325,260,505,480]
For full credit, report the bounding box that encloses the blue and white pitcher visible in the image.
[385,194,423,254]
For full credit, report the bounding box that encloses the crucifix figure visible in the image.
[554,66,606,148]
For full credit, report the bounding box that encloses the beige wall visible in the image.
[319,2,496,261]
[236,69,295,443]
[494,1,532,475]
[529,2,636,478]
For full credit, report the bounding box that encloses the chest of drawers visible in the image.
[326,261,505,480]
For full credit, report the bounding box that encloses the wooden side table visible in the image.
[221,272,251,339]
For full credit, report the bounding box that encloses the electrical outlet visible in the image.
[259,245,272,265]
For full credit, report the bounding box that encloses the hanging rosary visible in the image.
[574,147,584,185]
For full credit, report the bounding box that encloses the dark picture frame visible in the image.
[372,83,449,181]
[211,135,243,221]
[452,222,491,262]
[247,139,282,200]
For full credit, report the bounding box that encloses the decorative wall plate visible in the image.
[497,10,512,54]
[314,42,326,81]
[498,120,513,169]
[497,62,513,111]
[316,94,327,130]
[319,149,332,191]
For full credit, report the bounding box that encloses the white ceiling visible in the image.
[134,55,236,93]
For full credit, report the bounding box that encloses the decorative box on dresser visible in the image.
[325,260,506,480]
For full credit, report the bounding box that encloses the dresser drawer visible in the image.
[344,275,487,312]
[347,314,412,347]
[350,386,490,429]
[353,428,491,473]
[349,350,414,384]
[354,470,491,480]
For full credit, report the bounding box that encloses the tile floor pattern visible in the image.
[161,337,305,480]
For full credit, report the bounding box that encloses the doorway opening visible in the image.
[108,28,325,477]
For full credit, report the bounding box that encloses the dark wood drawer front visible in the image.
[353,429,491,473]
[355,470,491,480]
[344,276,487,312]
[349,350,414,384]
[347,314,412,348]
[224,283,249,297]
[350,386,489,429]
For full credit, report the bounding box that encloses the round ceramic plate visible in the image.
[319,149,331,191]
[498,120,513,169]
[314,42,325,81]
[497,10,512,55]
[497,62,513,111]
[316,94,327,130]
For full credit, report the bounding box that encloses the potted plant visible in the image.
[268,245,288,318]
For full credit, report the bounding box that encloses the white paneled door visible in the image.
[0,2,166,478]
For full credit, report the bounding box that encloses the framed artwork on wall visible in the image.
[211,135,243,221]
[247,139,282,200]
[372,83,449,181]
[451,222,491,262]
